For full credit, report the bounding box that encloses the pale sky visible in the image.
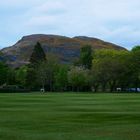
[1,0,140,50]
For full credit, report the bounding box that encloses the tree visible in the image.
[15,66,27,86]
[36,53,59,91]
[0,62,9,85]
[132,45,140,52]
[107,51,130,92]
[26,42,46,89]
[80,45,93,69]
[68,66,90,91]
[92,55,110,92]
[6,68,16,85]
[90,66,101,92]
[129,46,140,92]
[36,61,48,91]
[54,64,69,91]
[29,42,46,66]
[92,49,129,92]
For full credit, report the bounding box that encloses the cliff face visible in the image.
[1,34,126,68]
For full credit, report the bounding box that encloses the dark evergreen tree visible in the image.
[26,42,46,89]
[29,42,46,67]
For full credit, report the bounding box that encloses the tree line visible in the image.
[0,42,140,92]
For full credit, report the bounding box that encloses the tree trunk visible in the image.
[102,83,106,92]
[109,81,116,93]
[94,85,99,93]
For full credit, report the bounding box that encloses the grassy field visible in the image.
[0,93,140,140]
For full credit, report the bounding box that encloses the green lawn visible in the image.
[0,93,140,140]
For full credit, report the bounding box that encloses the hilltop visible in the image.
[1,34,126,68]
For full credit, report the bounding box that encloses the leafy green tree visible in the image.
[54,64,69,91]
[36,61,48,91]
[36,53,59,91]
[92,55,109,92]
[0,61,18,86]
[130,46,140,92]
[80,45,93,69]
[0,62,9,85]
[92,49,129,92]
[15,66,27,86]
[6,68,16,85]
[68,66,90,91]
[90,67,101,92]
[107,51,130,92]
[132,45,140,52]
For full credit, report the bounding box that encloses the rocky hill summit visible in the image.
[1,34,126,68]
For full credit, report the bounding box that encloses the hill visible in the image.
[1,34,126,68]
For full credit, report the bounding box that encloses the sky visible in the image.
[0,0,140,50]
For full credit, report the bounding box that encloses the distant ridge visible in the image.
[1,34,127,68]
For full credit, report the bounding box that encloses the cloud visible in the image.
[0,0,140,49]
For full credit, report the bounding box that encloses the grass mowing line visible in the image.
[0,93,140,140]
